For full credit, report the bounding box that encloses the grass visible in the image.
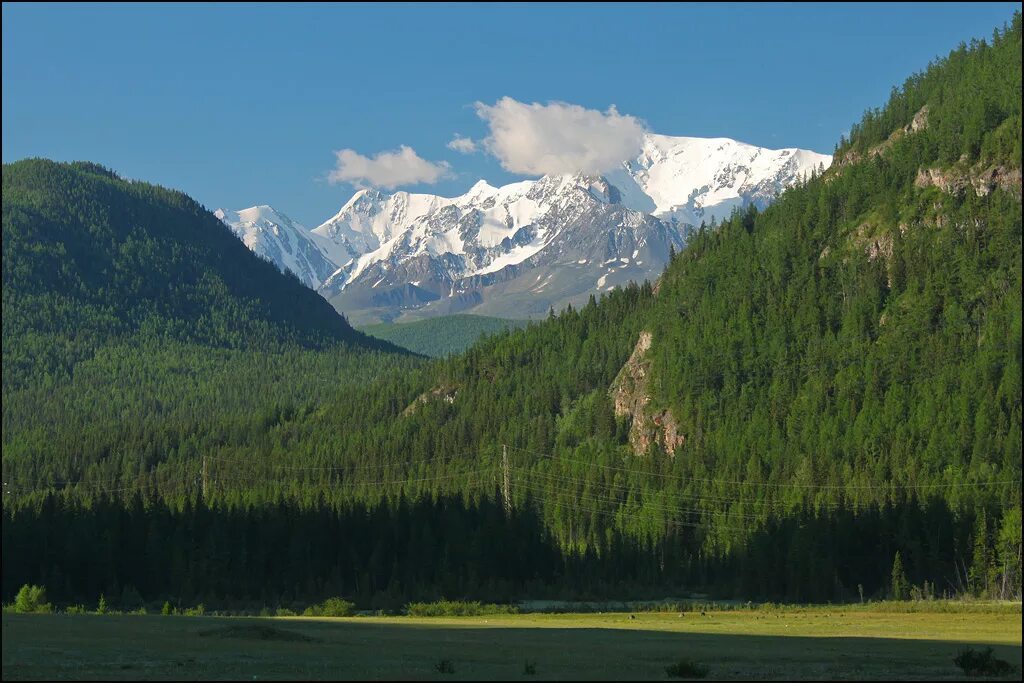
[2,605,1020,680]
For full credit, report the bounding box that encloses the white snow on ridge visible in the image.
[215,205,337,289]
[222,132,831,305]
[626,134,831,225]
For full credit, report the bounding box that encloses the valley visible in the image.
[1,5,1021,681]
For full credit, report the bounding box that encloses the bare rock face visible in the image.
[609,331,684,456]
[915,163,1022,201]
[852,222,894,264]
[401,385,458,417]
[909,104,930,133]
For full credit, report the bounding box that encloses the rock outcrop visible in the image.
[835,106,930,170]
[401,385,459,417]
[915,163,1022,201]
[609,331,685,456]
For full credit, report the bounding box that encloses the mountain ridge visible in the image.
[218,133,830,323]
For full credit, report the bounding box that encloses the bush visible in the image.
[97,593,108,614]
[303,597,355,617]
[65,604,88,615]
[275,607,298,617]
[953,647,1014,676]
[162,601,173,616]
[523,660,537,675]
[405,600,518,617]
[665,658,709,679]
[13,585,52,614]
[182,603,206,617]
[435,659,455,674]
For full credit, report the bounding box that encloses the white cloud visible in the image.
[447,134,478,154]
[328,145,451,189]
[474,97,647,176]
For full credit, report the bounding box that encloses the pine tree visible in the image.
[890,551,908,600]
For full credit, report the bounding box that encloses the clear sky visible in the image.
[3,2,1019,226]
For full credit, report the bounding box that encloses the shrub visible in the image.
[303,597,356,617]
[65,604,88,615]
[162,601,173,616]
[97,593,108,614]
[275,607,298,617]
[13,585,52,614]
[182,603,206,617]
[435,659,455,674]
[665,658,709,679]
[523,660,537,675]
[953,647,1014,676]
[405,600,518,617]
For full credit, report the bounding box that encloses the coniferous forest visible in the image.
[2,14,1021,611]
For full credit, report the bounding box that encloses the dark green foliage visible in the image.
[891,552,908,601]
[405,600,518,617]
[303,597,356,617]
[523,660,538,675]
[1,158,399,388]
[642,14,1021,598]
[953,646,1014,676]
[1,14,1021,608]
[665,658,709,679]
[359,314,530,357]
[837,12,1021,167]
[435,659,455,675]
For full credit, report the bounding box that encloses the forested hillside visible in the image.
[1,159,399,388]
[3,15,1021,610]
[640,12,1022,592]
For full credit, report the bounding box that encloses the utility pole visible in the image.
[502,444,512,518]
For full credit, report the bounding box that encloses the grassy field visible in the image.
[3,606,1021,680]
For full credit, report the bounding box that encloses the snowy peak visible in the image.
[215,205,337,289]
[222,132,829,323]
[625,133,831,225]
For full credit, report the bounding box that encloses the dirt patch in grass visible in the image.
[197,624,321,643]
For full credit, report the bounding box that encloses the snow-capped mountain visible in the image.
[214,206,337,289]
[620,134,831,225]
[218,134,831,323]
[313,173,684,322]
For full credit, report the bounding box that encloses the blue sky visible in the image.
[3,2,1019,225]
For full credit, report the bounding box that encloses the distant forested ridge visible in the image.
[3,14,1021,609]
[359,314,531,357]
[1,159,400,387]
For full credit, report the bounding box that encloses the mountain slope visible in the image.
[221,133,829,324]
[1,159,397,386]
[359,314,530,357]
[214,205,338,289]
[634,13,1021,598]
[317,173,684,322]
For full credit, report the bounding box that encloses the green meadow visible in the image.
[3,605,1021,680]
